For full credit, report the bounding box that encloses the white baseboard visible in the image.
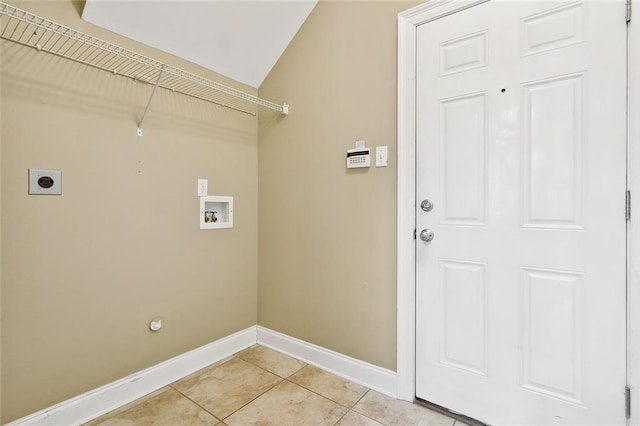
[256,326,397,398]
[8,326,398,425]
[7,326,257,426]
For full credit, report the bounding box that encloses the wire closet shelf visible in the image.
[0,2,289,134]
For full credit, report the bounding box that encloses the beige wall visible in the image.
[258,0,418,371]
[1,1,258,422]
[1,0,422,421]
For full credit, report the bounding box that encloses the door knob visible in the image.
[421,199,433,212]
[419,228,434,243]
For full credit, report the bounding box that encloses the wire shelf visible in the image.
[0,1,289,131]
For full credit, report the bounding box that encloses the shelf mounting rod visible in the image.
[137,65,165,137]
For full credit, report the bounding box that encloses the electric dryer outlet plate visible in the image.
[29,169,62,195]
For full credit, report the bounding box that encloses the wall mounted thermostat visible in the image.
[346,147,370,169]
[29,168,62,195]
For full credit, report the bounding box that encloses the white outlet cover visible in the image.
[29,169,62,195]
[197,178,208,197]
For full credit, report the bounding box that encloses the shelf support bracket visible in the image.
[137,65,165,137]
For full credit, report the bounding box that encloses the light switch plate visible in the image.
[29,169,62,195]
[376,146,388,167]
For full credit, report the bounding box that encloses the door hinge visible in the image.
[627,0,632,23]
[626,386,631,419]
[413,229,417,240]
[626,190,631,221]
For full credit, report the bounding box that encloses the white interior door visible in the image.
[415,1,628,424]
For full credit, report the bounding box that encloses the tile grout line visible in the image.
[217,352,289,422]
[167,353,284,423]
[278,374,385,426]
[197,355,363,425]
[348,389,389,426]
[230,346,367,425]
[167,355,238,422]
[284,363,376,411]
[233,345,309,380]
[351,388,371,408]
[331,409,350,426]
[279,377,364,426]
[232,347,382,425]
[330,389,388,426]
[282,377,350,408]
[84,387,175,424]
[219,378,285,422]
[166,386,223,424]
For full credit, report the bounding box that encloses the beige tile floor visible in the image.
[85,345,467,426]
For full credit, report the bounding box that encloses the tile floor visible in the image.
[85,345,467,426]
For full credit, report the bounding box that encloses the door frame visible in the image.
[396,0,637,421]
[627,2,639,424]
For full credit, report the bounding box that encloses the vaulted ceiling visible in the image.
[82,0,318,88]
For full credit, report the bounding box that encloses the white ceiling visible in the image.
[82,0,318,88]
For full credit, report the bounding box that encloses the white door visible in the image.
[415,1,628,424]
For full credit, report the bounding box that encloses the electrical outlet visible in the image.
[197,179,208,197]
[29,169,62,195]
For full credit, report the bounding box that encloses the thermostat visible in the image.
[29,169,62,195]
[346,147,370,169]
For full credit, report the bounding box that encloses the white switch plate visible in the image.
[376,146,388,167]
[197,179,208,197]
[29,169,62,195]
